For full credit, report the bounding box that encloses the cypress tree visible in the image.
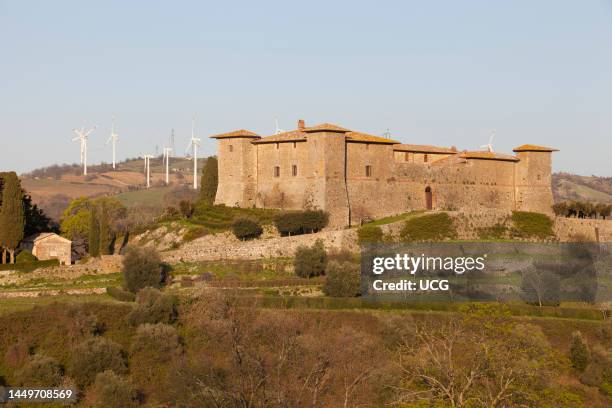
[0,172,25,264]
[89,205,100,257]
[199,156,218,206]
[99,203,111,255]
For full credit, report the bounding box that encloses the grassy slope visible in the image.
[553,173,612,203]
[115,186,174,208]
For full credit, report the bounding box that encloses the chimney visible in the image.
[298,119,305,130]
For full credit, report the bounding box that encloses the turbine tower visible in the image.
[106,117,119,169]
[162,147,173,185]
[185,116,201,190]
[72,125,96,176]
[274,117,284,135]
[480,130,496,152]
[143,154,154,188]
[170,129,176,157]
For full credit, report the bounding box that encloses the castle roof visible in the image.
[251,124,399,144]
[393,144,457,154]
[251,129,308,144]
[303,123,350,133]
[459,151,520,162]
[210,129,261,139]
[346,131,399,144]
[512,144,558,152]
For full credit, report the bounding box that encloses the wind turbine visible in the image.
[106,117,119,169]
[274,117,284,135]
[143,154,154,188]
[185,116,201,190]
[162,147,173,185]
[480,130,496,153]
[72,125,96,175]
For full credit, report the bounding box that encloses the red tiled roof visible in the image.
[251,129,307,144]
[459,151,519,162]
[210,129,260,139]
[303,123,350,133]
[512,144,558,152]
[393,144,457,154]
[346,131,399,144]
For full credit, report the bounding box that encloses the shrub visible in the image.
[179,200,194,218]
[357,225,383,244]
[16,355,63,387]
[199,156,218,206]
[275,210,329,236]
[232,218,263,240]
[511,211,554,239]
[127,287,178,326]
[323,261,361,297]
[570,331,590,372]
[130,323,181,361]
[182,226,208,242]
[88,370,138,408]
[400,213,456,242]
[122,246,167,293]
[294,239,327,278]
[16,250,36,263]
[69,337,127,387]
[106,286,136,302]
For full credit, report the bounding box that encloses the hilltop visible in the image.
[553,172,612,203]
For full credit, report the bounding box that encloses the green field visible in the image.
[115,186,174,208]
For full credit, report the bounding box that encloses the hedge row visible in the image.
[274,210,329,236]
[0,259,60,272]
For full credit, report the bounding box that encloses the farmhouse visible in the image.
[21,233,72,265]
[212,120,558,227]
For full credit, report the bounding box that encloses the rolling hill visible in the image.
[552,173,612,204]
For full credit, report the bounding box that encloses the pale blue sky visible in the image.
[1,0,611,175]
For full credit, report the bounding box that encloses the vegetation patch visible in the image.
[231,218,263,240]
[274,210,329,236]
[323,261,361,297]
[357,225,383,244]
[0,259,59,273]
[294,239,327,278]
[400,212,457,242]
[106,286,136,302]
[511,211,554,239]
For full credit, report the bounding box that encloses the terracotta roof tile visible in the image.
[393,144,457,154]
[210,129,261,139]
[251,130,307,144]
[459,151,520,162]
[346,131,399,144]
[303,123,350,133]
[512,144,558,152]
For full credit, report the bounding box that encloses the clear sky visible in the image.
[1,0,611,175]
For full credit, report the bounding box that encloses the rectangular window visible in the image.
[292,165,298,176]
[405,152,409,162]
[293,142,296,149]
[276,143,279,149]
[366,143,369,150]
[365,165,372,177]
[229,145,233,152]
[274,166,280,177]
[424,154,428,163]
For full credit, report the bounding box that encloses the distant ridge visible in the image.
[552,172,612,204]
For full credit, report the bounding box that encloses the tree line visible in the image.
[553,201,611,219]
[0,172,57,264]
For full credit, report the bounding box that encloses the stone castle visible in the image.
[211,119,558,227]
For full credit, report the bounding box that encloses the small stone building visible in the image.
[21,233,72,265]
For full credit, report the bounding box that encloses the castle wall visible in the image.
[514,151,554,214]
[254,141,311,209]
[215,137,257,207]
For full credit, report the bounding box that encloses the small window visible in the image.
[293,142,296,149]
[292,165,298,176]
[405,152,409,162]
[424,154,428,163]
[274,166,280,177]
[276,143,279,150]
[229,145,233,152]
[366,143,369,150]
[365,165,372,177]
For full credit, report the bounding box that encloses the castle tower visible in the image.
[210,129,260,207]
[304,123,351,227]
[513,144,558,214]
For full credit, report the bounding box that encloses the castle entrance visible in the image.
[425,186,432,210]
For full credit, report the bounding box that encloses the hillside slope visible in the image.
[552,173,612,203]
